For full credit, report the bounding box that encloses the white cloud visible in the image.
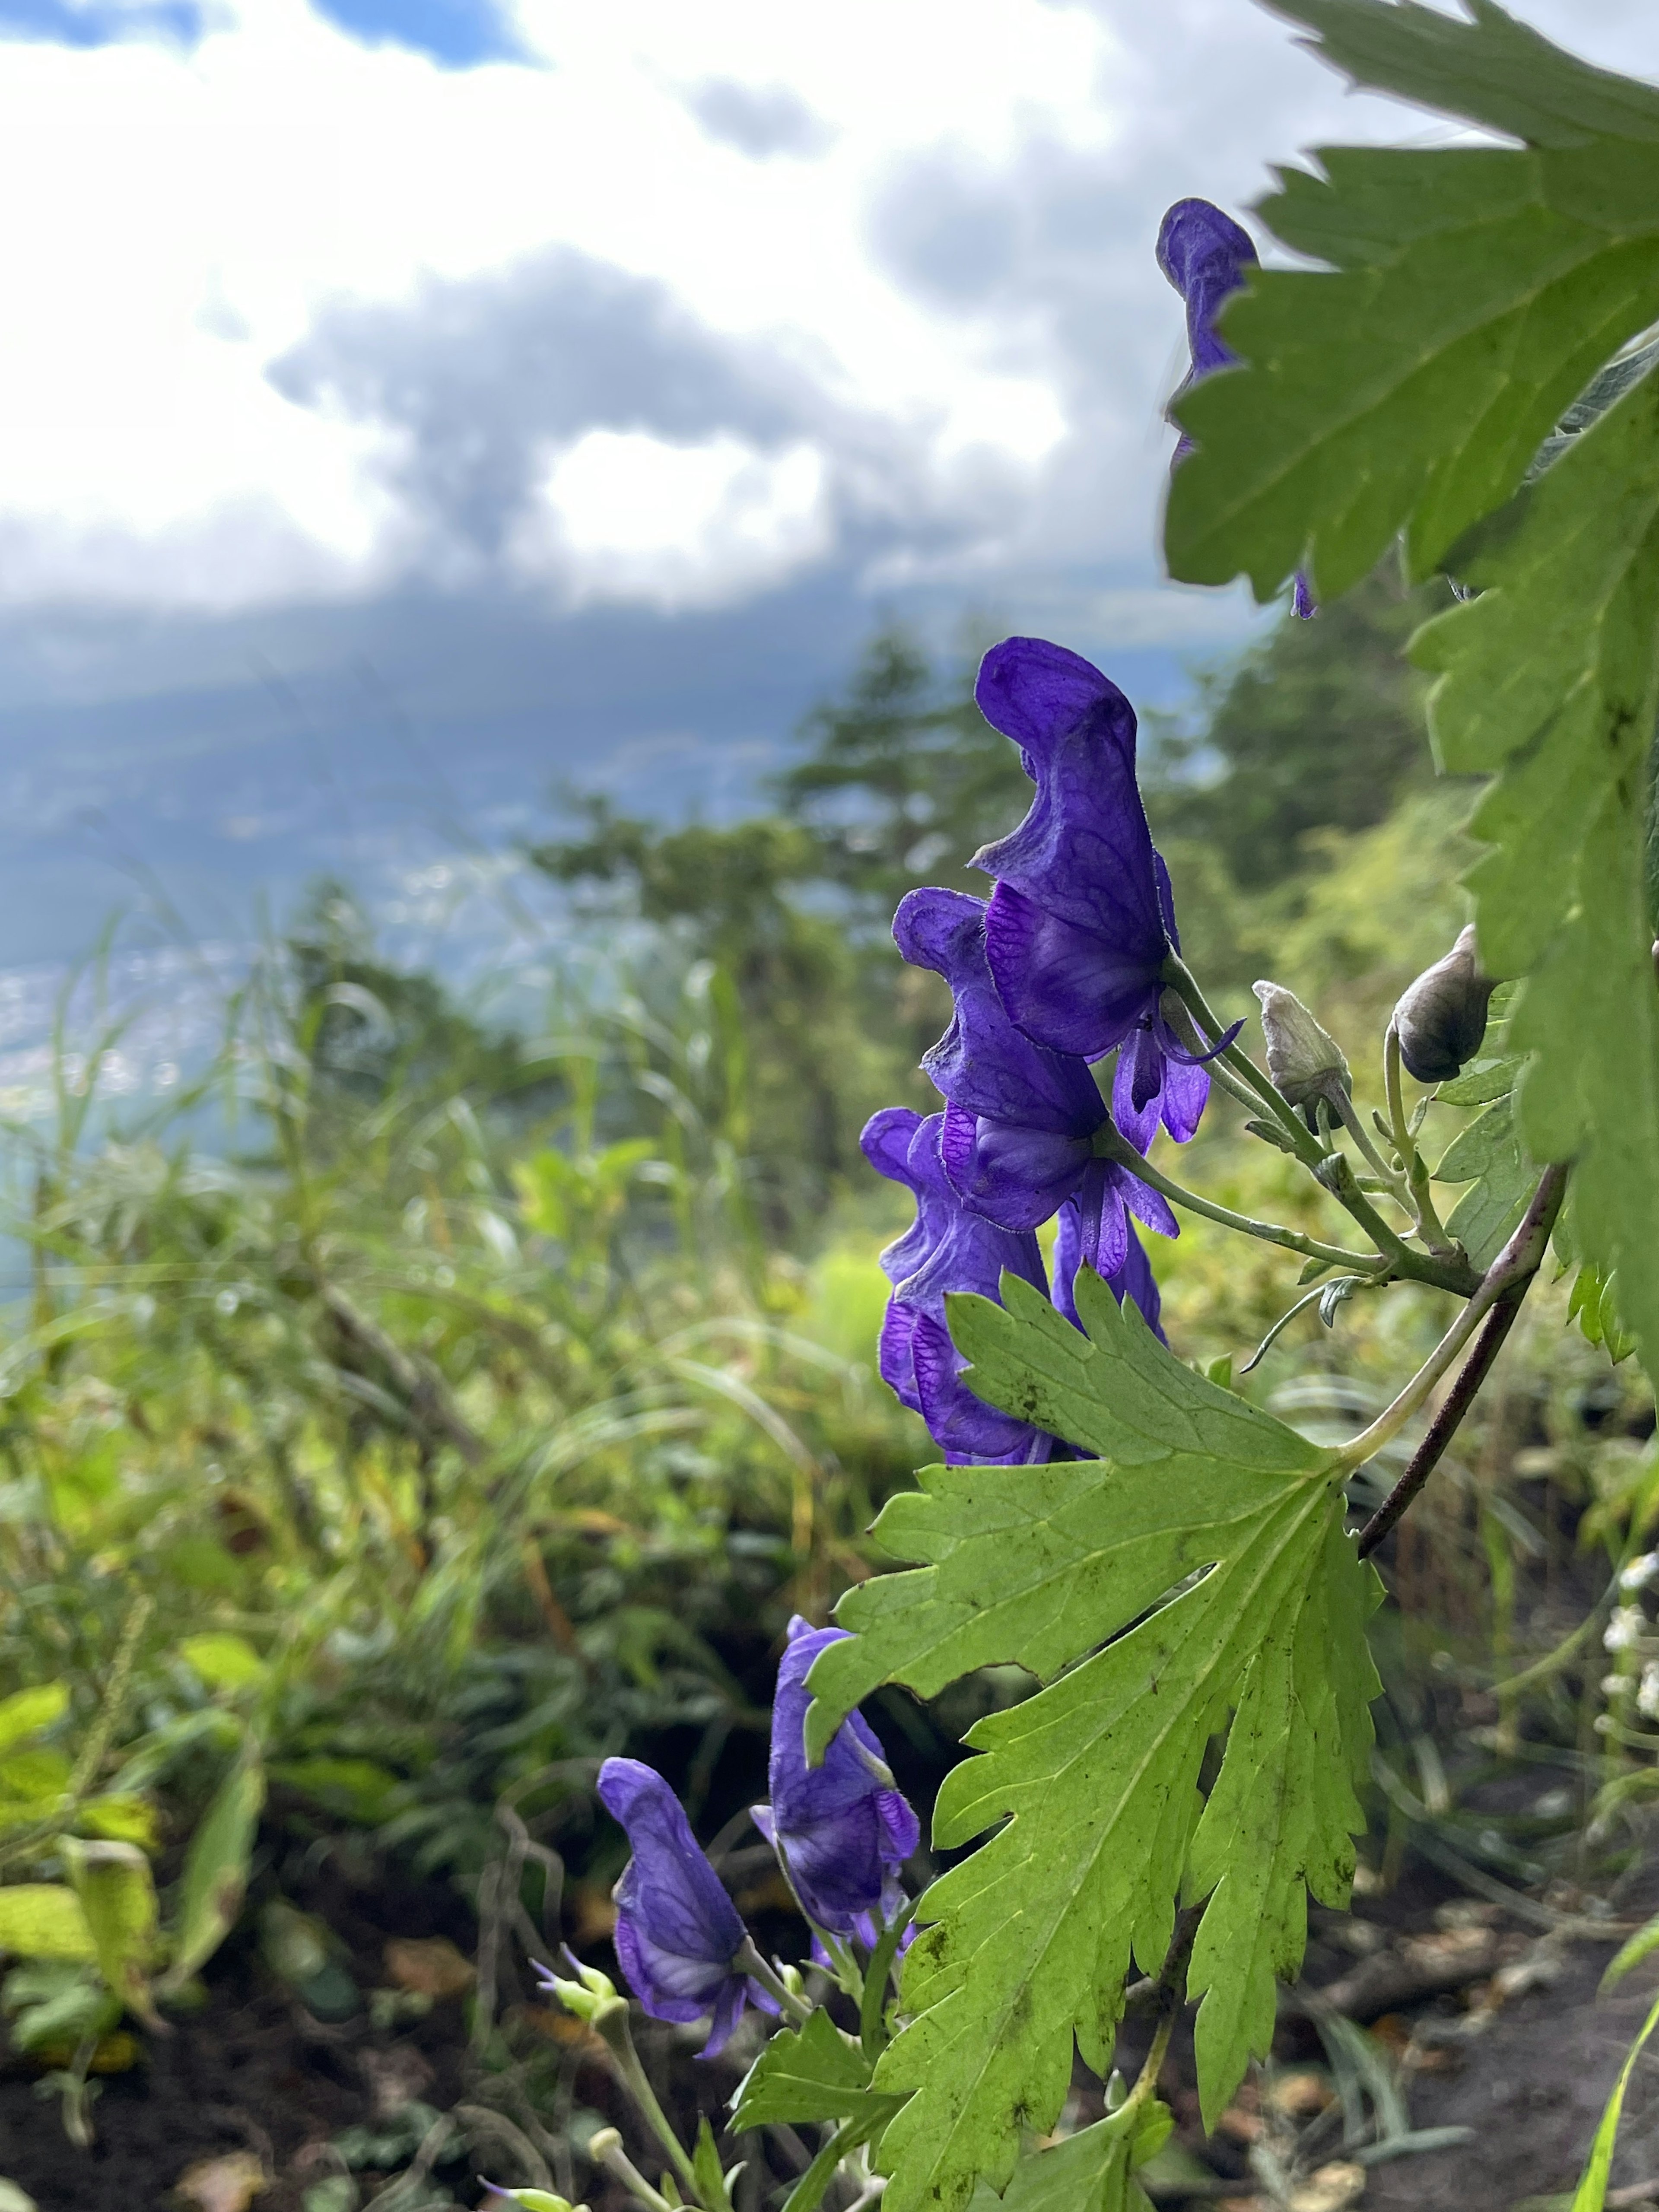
[0,0,1651,612]
[511,430,830,608]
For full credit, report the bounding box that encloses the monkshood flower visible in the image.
[862,1105,1055,1464]
[596,1757,768,2056]
[893,884,1177,1276]
[1052,1198,1165,1344]
[972,637,1237,1148]
[753,1617,919,1939]
[1157,196,1314,619]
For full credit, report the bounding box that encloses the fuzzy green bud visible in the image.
[1252,982,1351,1112]
[1392,925,1496,1084]
[545,1961,621,2025]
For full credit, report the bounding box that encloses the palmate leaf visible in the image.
[1163,1,1659,605]
[1160,0,1659,1377]
[1412,369,1659,1371]
[806,1271,1381,2212]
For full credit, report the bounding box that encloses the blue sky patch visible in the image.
[0,0,200,49]
[307,0,527,69]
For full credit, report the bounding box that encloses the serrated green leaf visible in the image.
[805,1271,1379,2212]
[1414,369,1659,1371]
[1164,4,1659,607]
[973,2099,1169,2212]
[1436,1056,1522,1107]
[729,2005,904,2133]
[1431,1096,1534,1269]
[1259,0,1659,152]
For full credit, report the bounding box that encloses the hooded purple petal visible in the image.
[1158,197,1316,618]
[754,1620,919,1936]
[1157,196,1257,385]
[598,1758,750,2048]
[863,1109,1055,1462]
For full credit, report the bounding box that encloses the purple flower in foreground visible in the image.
[597,1758,764,2056]
[893,884,1177,1275]
[1158,197,1314,619]
[753,1618,919,1938]
[863,1106,1054,1464]
[972,638,1233,1144]
[1053,1198,1164,1343]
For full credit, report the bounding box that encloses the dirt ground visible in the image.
[2,1849,1657,2211]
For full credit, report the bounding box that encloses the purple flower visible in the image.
[753,1618,919,1938]
[597,1758,763,2056]
[893,884,1177,1274]
[1052,1200,1164,1344]
[971,638,1232,1144]
[1158,197,1314,619]
[863,1106,1055,1464]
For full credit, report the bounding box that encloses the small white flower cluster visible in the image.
[1640,1663,1659,1722]
[1605,1605,1647,1653]
[1622,1552,1659,1594]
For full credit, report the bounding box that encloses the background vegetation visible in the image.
[0,560,1650,2209]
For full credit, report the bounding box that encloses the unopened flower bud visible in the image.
[482,2186,585,2212]
[1392,925,1496,1084]
[588,2129,623,2164]
[1252,982,1350,1112]
[537,1958,620,2023]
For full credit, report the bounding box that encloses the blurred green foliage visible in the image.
[0,591,1650,2145]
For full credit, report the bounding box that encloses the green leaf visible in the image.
[74,1795,160,1850]
[1414,369,1659,1373]
[177,1633,266,1694]
[1600,1907,1659,1994]
[1163,2,1659,606]
[159,1737,264,1993]
[805,1272,1380,2212]
[0,1686,67,1760]
[0,1885,96,1963]
[1435,1056,1522,1108]
[692,2117,734,2212]
[729,2005,906,2133]
[1570,1980,1659,2210]
[987,2100,1171,2212]
[1431,1096,1534,1269]
[1570,1263,1639,1367]
[61,1839,159,2026]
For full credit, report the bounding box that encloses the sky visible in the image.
[0,0,1653,975]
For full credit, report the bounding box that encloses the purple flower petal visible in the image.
[598,1759,749,2044]
[1157,196,1257,384]
[755,1623,918,1936]
[911,1311,1055,1465]
[1053,1205,1166,1343]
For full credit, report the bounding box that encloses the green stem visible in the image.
[1164,957,1479,1293]
[1126,1902,1204,2111]
[734,1937,814,2026]
[861,1897,919,2061]
[1385,1025,1455,1252]
[1093,1126,1381,1274]
[595,2007,702,2202]
[780,2121,870,2212]
[1162,957,1318,1157]
[1327,1084,1411,1207]
[592,2129,677,2212]
[1342,1163,1566,1482]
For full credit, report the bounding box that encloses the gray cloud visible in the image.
[271,249,809,557]
[686,79,834,160]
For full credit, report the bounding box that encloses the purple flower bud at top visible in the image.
[862,1106,1056,1464]
[597,1758,763,2056]
[753,1618,919,1938]
[1158,197,1315,618]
